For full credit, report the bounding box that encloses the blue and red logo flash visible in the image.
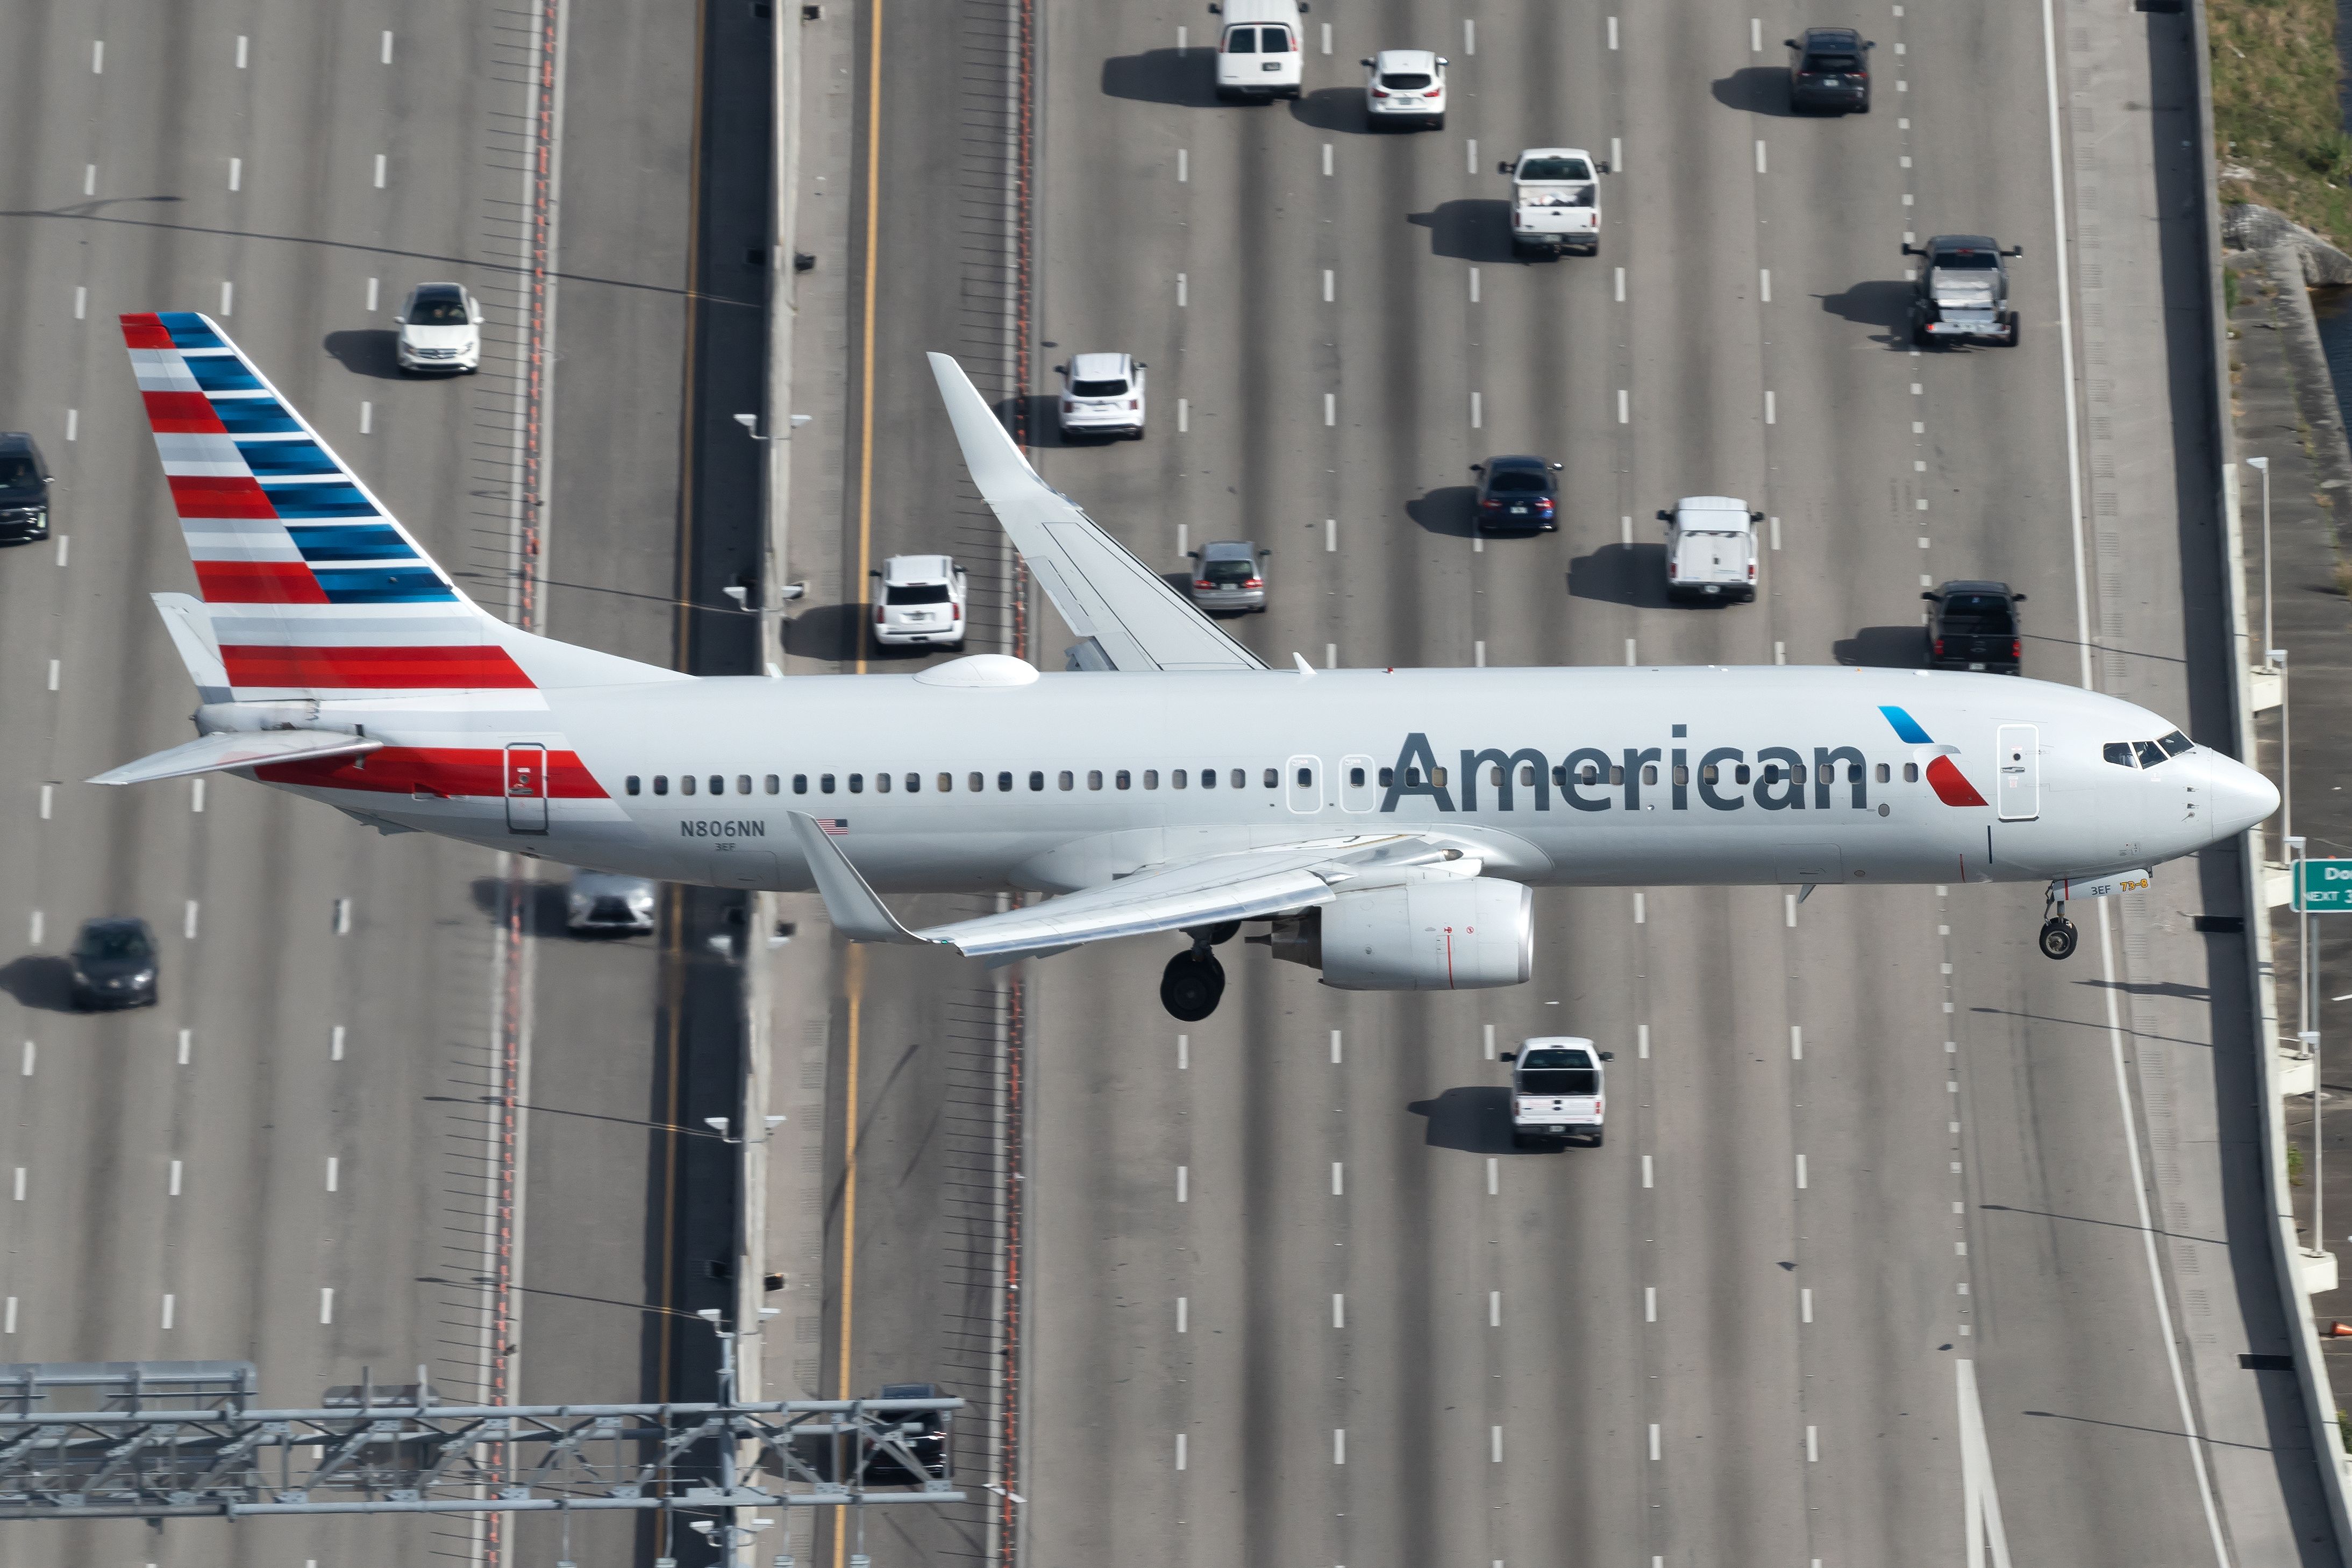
[1879,706,1988,808]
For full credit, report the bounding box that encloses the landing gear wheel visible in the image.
[2038,916,2079,960]
[1160,950,1226,1021]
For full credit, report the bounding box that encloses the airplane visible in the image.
[94,312,2277,1021]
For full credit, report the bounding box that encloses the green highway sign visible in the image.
[2297,859,2352,912]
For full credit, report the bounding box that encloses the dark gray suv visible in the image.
[0,433,52,544]
[1785,27,1873,113]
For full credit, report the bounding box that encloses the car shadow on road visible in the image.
[1406,201,1516,265]
[1818,279,1915,347]
[1289,88,1372,134]
[1406,1086,1530,1154]
[995,394,1066,447]
[1407,484,1479,538]
[1566,543,1671,609]
[1831,625,1927,667]
[785,602,867,664]
[466,876,574,937]
[1100,49,1222,108]
[1711,66,1798,116]
[0,955,77,1012]
[323,329,403,379]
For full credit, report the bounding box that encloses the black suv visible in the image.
[1786,27,1873,113]
[0,433,52,544]
[1470,454,1564,533]
[1923,581,2026,674]
[69,917,160,1009]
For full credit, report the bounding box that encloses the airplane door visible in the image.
[503,743,550,834]
[1995,725,2039,821]
[1286,755,1323,814]
[1338,754,1378,814]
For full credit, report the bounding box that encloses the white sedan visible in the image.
[395,282,483,374]
[1362,49,1446,129]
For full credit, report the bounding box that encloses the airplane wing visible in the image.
[926,353,1268,673]
[790,812,1460,958]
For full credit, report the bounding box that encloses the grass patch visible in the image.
[2291,1139,2306,1185]
[2211,0,2352,250]
[2226,265,2242,313]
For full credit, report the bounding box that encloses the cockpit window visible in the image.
[2157,730,2192,757]
[2103,743,2137,768]
[2133,740,2168,768]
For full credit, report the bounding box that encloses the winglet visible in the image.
[1293,651,1317,678]
[787,812,930,945]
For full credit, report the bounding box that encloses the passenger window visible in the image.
[970,773,984,792]
[1488,766,1504,787]
[1847,764,1863,783]
[1144,769,1159,789]
[1351,766,1367,787]
[1519,764,1536,787]
[849,774,864,794]
[939,774,954,792]
[1580,764,1599,786]
[1224,24,1257,52]
[765,775,780,794]
[793,774,808,794]
[905,774,920,793]
[1264,768,1278,788]
[1874,763,1890,783]
[1263,25,1292,49]
[1379,768,1394,787]
[1432,767,1448,787]
[820,774,836,794]
[1763,764,1780,784]
[1791,765,1806,785]
[683,775,698,796]
[1903,763,1919,783]
[875,773,890,794]
[1405,767,1421,787]
[626,776,641,796]
[1299,767,1314,787]
[1116,770,1131,790]
[1735,765,1751,785]
[1029,771,1045,792]
[1673,765,1688,786]
[1643,764,1658,786]
[654,775,671,796]
[1700,765,1717,785]
[1058,771,1074,791]
[1089,771,1104,790]
[1202,768,1218,790]
[709,775,723,796]
[1174,770,1188,789]
[997,772,1013,792]
[1609,766,1624,787]
[1552,766,1567,787]
[736,775,751,794]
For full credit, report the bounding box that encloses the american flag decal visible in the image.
[817,818,850,836]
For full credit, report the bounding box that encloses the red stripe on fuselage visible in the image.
[143,391,225,433]
[168,475,275,519]
[255,746,605,799]
[1926,755,1987,808]
[219,643,537,690]
[195,561,328,604]
[120,313,172,350]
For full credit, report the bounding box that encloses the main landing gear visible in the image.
[1159,921,1240,1021]
[2039,891,2079,961]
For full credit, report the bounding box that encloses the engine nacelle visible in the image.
[1258,877,1533,992]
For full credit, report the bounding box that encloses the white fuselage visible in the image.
[250,664,2266,900]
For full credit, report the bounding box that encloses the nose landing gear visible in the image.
[1159,922,1241,1021]
[2038,892,2078,961]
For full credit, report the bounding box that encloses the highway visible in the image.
[0,5,696,1567]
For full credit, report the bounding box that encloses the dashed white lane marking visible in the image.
[1322,142,1333,176]
[1621,514,1632,545]
[1897,78,1907,91]
[330,1024,347,1062]
[1469,267,1480,303]
[46,659,59,692]
[1764,389,1776,425]
[1177,523,1188,557]
[1324,518,1335,552]
[11,1168,22,1201]
[3,1298,15,1333]
[1324,642,1336,668]
[1175,1434,1187,1470]
[1483,1022,1496,1059]
[1323,392,1335,426]
[326,1157,339,1192]
[160,1293,175,1330]
[319,1287,334,1325]
[1485,1158,1499,1195]
[1795,1153,1808,1189]
[1176,24,1186,51]
[1807,1424,1819,1462]
[1614,267,1625,302]
[1637,1023,1649,1058]
[1330,1161,1343,1196]
[1470,391,1481,429]
[1333,1429,1346,1464]
[1489,1290,1500,1327]
[1648,1423,1660,1460]
[1320,20,1330,53]
[1912,382,1923,395]
[73,284,85,319]
[1801,1286,1813,1323]
[91,39,102,73]
[1790,1025,1802,1060]
[1616,389,1629,423]
[1491,1425,1503,1463]
[26,911,40,946]
[1759,267,1771,302]
[1903,192,1914,206]
[219,280,233,316]
[1611,134,1623,172]
[1774,641,1786,665]
[1770,515,1781,550]
[1176,147,1188,183]
[373,153,387,188]
[38,784,52,821]
[1608,15,1619,48]
[380,28,393,64]
[1465,138,1477,175]
[82,165,95,196]
[1329,1029,1342,1064]
[183,900,199,940]
[228,157,241,191]
[63,410,76,444]
[177,1029,191,1066]
[358,400,372,437]
[1755,139,1767,174]
[1177,398,1187,434]
[1332,1293,1345,1328]
[1177,1296,1187,1332]
[167,1159,181,1196]
[236,34,248,68]
[1176,272,1186,308]
[366,276,380,312]
[1464,18,1476,54]
[1644,1285,1656,1322]
[1177,1166,1188,1203]
[1322,267,1334,303]
[1641,1153,1654,1188]
[1785,892,1798,926]
[1633,890,1645,923]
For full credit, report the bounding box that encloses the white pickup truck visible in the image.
[1500,148,1608,257]
[1658,496,1761,603]
[1502,1037,1610,1149]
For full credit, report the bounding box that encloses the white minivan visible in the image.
[1213,0,1308,102]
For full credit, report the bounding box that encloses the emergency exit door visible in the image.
[504,743,550,833]
[1995,725,2039,821]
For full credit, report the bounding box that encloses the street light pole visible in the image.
[2249,455,2273,660]
[2273,647,2291,858]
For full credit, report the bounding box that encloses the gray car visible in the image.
[1187,540,1267,614]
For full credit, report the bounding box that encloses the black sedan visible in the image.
[70,917,159,1009]
[1471,454,1564,533]
[1923,580,2026,674]
[1786,27,1873,113]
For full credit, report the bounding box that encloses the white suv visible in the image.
[1057,353,1146,440]
[1362,49,1445,129]
[873,554,968,648]
[395,282,483,374]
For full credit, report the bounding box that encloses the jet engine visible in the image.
[1253,877,1533,991]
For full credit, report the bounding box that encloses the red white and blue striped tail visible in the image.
[122,310,540,700]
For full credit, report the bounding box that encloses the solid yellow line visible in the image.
[853,0,882,677]
[833,946,865,1568]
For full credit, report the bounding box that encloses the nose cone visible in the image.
[2206,754,2280,843]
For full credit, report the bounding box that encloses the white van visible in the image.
[1213,0,1308,102]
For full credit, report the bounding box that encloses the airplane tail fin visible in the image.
[120,311,681,701]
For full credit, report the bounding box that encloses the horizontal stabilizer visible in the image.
[88,729,384,787]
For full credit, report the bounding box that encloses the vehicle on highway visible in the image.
[97,315,2280,1022]
[394,281,484,374]
[1902,236,2022,347]
[69,917,158,1010]
[860,1382,951,1485]
[1500,148,1608,258]
[1658,496,1760,602]
[873,554,969,648]
[1056,353,1146,440]
[1362,49,1446,129]
[1211,0,1307,101]
[1471,454,1563,533]
[1188,540,1268,612]
[1785,27,1874,113]
[566,870,658,934]
[0,433,52,544]
[1501,1037,1610,1149]
[1923,581,2027,675]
